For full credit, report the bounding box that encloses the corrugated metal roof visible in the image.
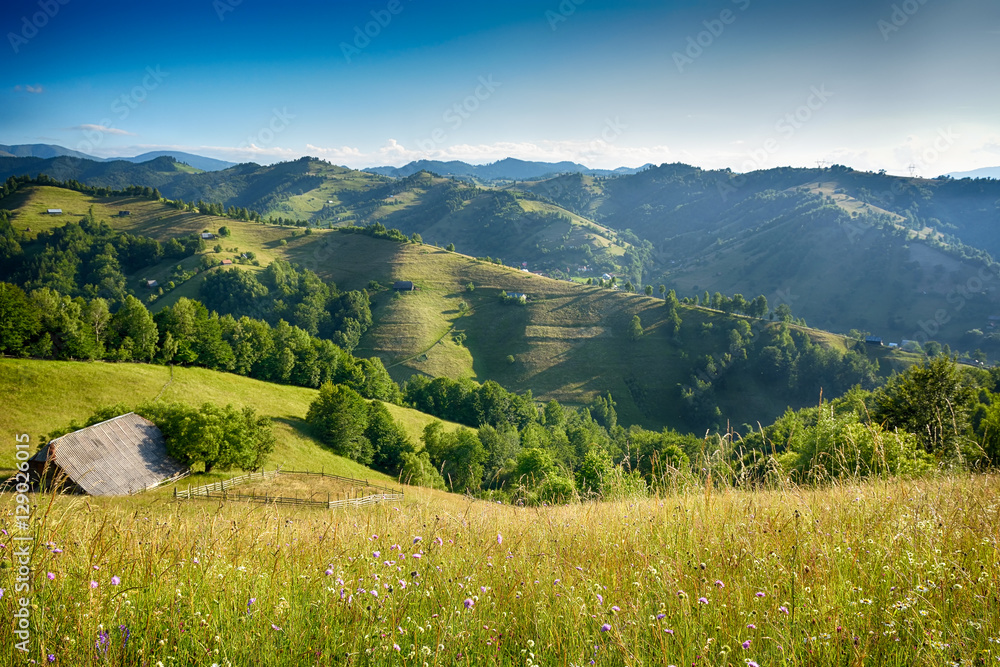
[32,413,188,496]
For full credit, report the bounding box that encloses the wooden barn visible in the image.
[29,413,189,495]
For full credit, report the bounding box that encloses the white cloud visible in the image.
[14,84,44,94]
[300,139,672,169]
[71,124,136,136]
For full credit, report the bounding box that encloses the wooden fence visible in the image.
[174,468,404,509]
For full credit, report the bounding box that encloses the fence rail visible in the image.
[174,468,403,509]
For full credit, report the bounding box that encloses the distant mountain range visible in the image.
[948,166,1000,180]
[0,143,235,172]
[364,157,653,181]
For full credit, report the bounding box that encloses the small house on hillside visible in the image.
[118,210,131,217]
[393,281,416,291]
[145,279,159,289]
[865,336,883,346]
[28,413,188,496]
[221,259,233,265]
[46,209,62,215]
[201,232,215,239]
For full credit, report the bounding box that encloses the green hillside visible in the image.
[524,165,1000,357]
[0,357,467,475]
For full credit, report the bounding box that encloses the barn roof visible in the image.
[31,413,188,496]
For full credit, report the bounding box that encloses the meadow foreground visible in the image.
[2,474,998,666]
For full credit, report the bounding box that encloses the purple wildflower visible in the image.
[600,623,611,632]
[755,591,765,598]
[412,553,422,559]
[497,534,503,545]
[325,568,333,575]
[52,548,63,554]
[611,605,620,613]
[47,655,55,663]
[47,572,55,580]
[779,605,789,614]
[89,581,98,589]
[464,598,474,609]
[697,597,708,605]
[742,639,751,649]
[596,593,603,604]
[110,576,120,586]
[413,536,422,544]
[748,662,760,667]
[271,624,282,631]
[747,623,756,629]
[656,613,666,620]
[714,580,724,588]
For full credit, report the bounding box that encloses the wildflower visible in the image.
[52,548,63,554]
[325,569,334,576]
[779,606,789,615]
[90,581,98,589]
[111,576,121,586]
[748,662,760,667]
[755,592,765,598]
[47,572,55,580]
[677,590,688,598]
[664,628,674,635]
[464,598,474,609]
[413,536,422,544]
[698,597,708,605]
[747,624,756,629]
[47,655,55,663]
[271,624,282,631]
[596,594,603,604]
[657,613,666,620]
[742,640,751,649]
[373,551,381,558]
[393,644,400,651]
[434,537,443,546]
[497,534,503,545]
[611,606,620,613]
[715,580,724,588]
[413,554,422,559]
[600,623,611,632]
[0,589,4,599]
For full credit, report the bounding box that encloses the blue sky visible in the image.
[2,0,998,174]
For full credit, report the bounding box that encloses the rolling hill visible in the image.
[0,357,467,475]
[522,164,1000,354]
[1,184,917,435]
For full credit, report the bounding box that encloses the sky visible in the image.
[2,0,998,175]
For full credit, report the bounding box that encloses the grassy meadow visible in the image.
[0,358,467,478]
[1,473,997,665]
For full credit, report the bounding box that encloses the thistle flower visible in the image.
[600,623,611,632]
[742,640,751,649]
[90,581,98,589]
[111,576,121,586]
[697,597,708,605]
[464,598,474,609]
[47,572,55,580]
